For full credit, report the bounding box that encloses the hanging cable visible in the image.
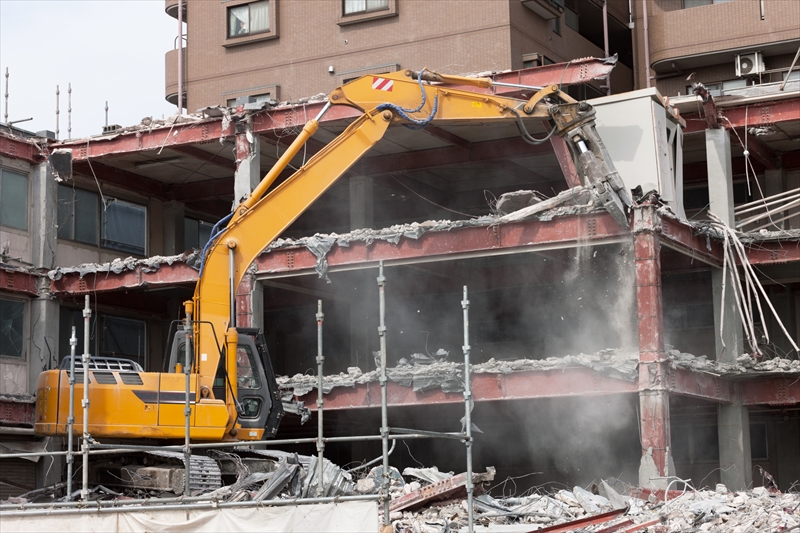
[508,107,558,145]
[376,69,439,130]
[198,212,234,276]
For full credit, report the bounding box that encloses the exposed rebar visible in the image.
[316,300,325,497]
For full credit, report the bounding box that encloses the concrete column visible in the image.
[27,161,59,390]
[233,124,261,206]
[633,205,674,489]
[706,128,734,224]
[349,175,374,230]
[147,197,164,256]
[764,168,785,230]
[29,162,57,271]
[707,127,752,490]
[162,200,186,255]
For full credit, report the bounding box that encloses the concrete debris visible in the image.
[658,206,800,244]
[667,349,800,376]
[277,348,639,397]
[47,250,201,280]
[265,187,602,280]
[385,475,800,533]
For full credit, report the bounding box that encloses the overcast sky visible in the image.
[0,0,178,139]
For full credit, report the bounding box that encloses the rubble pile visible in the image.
[383,473,800,533]
[277,348,639,397]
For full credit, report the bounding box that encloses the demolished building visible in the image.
[1,50,799,531]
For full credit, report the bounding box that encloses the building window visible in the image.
[226,92,272,108]
[101,316,146,370]
[58,185,99,245]
[551,16,561,35]
[686,78,747,97]
[0,297,25,359]
[102,199,146,255]
[0,169,28,230]
[228,0,270,37]
[185,217,214,250]
[57,184,146,256]
[344,0,388,15]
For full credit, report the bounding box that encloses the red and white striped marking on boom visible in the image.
[372,77,394,92]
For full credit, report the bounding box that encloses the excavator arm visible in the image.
[192,69,632,437]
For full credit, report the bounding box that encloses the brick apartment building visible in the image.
[1,0,799,502]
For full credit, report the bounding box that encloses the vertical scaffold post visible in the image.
[183,307,193,497]
[378,261,391,527]
[462,286,474,533]
[66,326,77,501]
[316,300,325,497]
[81,295,91,501]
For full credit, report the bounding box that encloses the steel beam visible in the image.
[255,214,628,277]
[744,239,800,265]
[683,98,800,134]
[668,368,732,404]
[550,133,581,188]
[0,268,39,297]
[0,133,41,164]
[55,59,614,163]
[742,377,800,406]
[300,367,637,410]
[657,214,723,267]
[0,397,35,428]
[50,262,197,295]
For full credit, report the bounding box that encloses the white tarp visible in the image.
[0,501,378,532]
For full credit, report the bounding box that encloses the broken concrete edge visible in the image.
[388,467,496,513]
[658,205,800,244]
[264,192,601,280]
[277,347,800,399]
[47,250,201,281]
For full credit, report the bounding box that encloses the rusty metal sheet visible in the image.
[0,133,41,163]
[683,98,800,134]
[742,377,800,406]
[0,396,35,428]
[668,368,732,404]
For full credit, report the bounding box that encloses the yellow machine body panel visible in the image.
[34,369,229,441]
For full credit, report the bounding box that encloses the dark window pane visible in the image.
[102,199,146,255]
[0,298,25,358]
[198,220,213,247]
[237,345,261,389]
[57,185,74,239]
[184,217,199,250]
[75,188,98,244]
[693,425,720,462]
[101,316,146,369]
[0,170,28,230]
[750,423,768,460]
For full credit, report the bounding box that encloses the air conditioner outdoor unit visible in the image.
[736,52,764,77]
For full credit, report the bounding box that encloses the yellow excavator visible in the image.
[34,68,631,493]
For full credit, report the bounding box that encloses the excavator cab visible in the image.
[167,328,283,439]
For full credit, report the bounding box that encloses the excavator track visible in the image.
[144,450,222,495]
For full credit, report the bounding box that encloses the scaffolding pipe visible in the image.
[316,300,325,497]
[377,260,390,527]
[65,327,77,501]
[67,83,72,140]
[55,85,60,140]
[177,0,184,112]
[80,295,91,501]
[462,286,474,533]
[1,432,452,461]
[183,312,192,496]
